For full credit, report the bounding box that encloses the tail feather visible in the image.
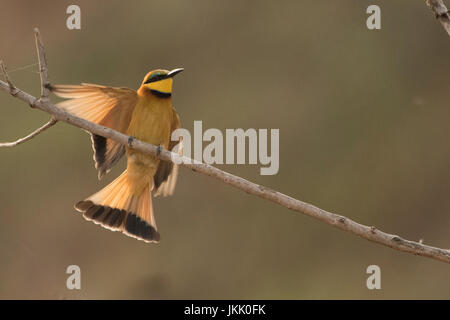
[75,170,160,243]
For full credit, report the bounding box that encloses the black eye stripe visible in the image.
[145,73,168,84]
[151,74,164,82]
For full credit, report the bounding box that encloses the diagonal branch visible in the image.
[0,118,57,147]
[426,0,450,36]
[1,29,449,264]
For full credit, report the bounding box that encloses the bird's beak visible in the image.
[168,68,184,78]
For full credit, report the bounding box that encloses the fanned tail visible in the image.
[75,169,160,243]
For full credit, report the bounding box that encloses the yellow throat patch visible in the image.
[145,78,173,94]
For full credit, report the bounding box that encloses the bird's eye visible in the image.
[145,72,166,84]
[144,72,167,83]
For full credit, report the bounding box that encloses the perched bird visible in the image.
[51,68,184,243]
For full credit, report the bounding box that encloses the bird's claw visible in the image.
[128,135,134,147]
[156,145,162,156]
[436,10,450,19]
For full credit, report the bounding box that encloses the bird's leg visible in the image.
[128,135,134,147]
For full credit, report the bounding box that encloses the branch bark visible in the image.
[426,0,450,36]
[1,29,449,264]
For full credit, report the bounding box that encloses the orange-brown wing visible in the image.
[51,83,138,179]
[153,107,182,197]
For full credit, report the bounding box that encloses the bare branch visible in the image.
[0,118,57,147]
[426,0,450,36]
[34,28,50,100]
[1,78,449,264]
[0,29,449,264]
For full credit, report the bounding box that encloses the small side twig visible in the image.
[426,0,450,36]
[1,38,56,147]
[0,60,18,96]
[0,118,57,148]
[34,28,50,100]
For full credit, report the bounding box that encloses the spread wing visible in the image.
[153,107,182,197]
[51,83,138,179]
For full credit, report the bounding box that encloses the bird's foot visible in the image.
[156,145,163,157]
[436,10,450,19]
[128,135,134,147]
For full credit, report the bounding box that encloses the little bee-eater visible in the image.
[51,68,184,243]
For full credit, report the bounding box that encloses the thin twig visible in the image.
[0,28,449,264]
[1,61,13,87]
[426,0,450,36]
[34,28,50,100]
[0,118,57,147]
[0,60,19,96]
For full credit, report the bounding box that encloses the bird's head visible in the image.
[139,68,184,97]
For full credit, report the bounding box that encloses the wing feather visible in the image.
[52,83,138,179]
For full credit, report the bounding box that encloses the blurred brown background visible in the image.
[0,0,449,299]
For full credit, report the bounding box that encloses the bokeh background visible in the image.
[0,0,449,299]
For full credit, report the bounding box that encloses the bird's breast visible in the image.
[127,97,172,148]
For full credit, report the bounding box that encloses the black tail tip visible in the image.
[75,200,160,243]
[124,213,161,243]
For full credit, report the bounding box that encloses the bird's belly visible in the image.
[127,106,172,148]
